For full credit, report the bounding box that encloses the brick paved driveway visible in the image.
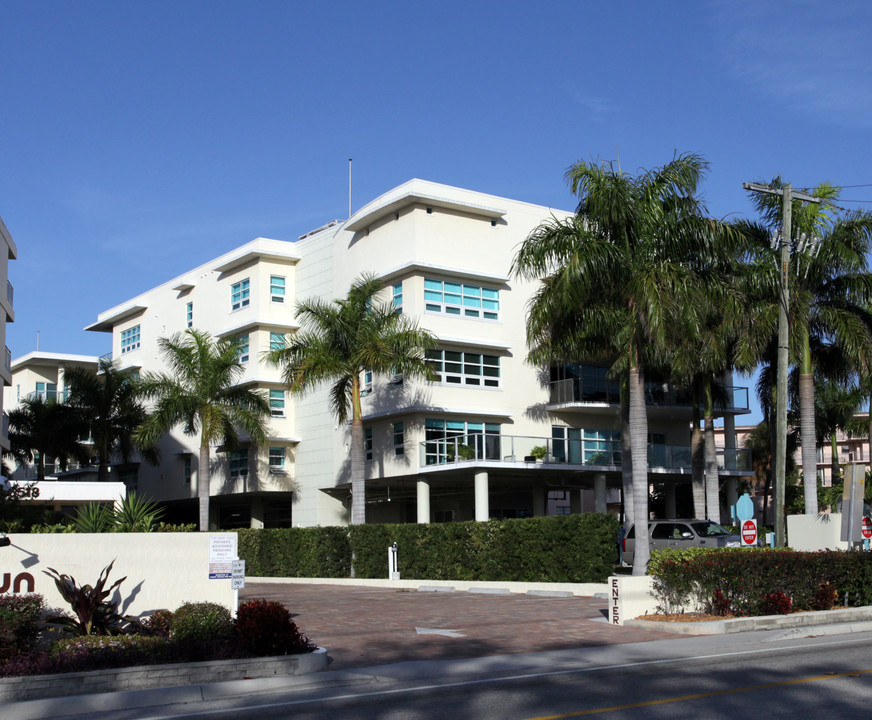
[242,583,683,671]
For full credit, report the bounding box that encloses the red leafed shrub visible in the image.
[711,589,732,616]
[235,599,315,656]
[812,583,837,611]
[759,591,792,615]
[138,609,173,638]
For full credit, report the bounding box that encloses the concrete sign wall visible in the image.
[786,514,849,551]
[0,533,238,617]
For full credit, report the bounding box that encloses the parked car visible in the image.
[621,518,742,565]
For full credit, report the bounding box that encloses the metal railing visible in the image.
[420,434,752,472]
[25,389,70,403]
[549,378,750,412]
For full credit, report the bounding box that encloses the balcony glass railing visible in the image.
[4,346,10,372]
[6,280,12,306]
[26,389,70,403]
[419,434,752,472]
[549,378,750,412]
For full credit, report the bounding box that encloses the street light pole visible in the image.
[743,182,820,547]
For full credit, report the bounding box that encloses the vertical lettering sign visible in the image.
[611,577,620,624]
[209,534,237,580]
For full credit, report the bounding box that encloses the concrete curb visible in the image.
[625,606,872,635]
[248,576,609,597]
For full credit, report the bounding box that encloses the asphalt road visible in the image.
[33,629,872,720]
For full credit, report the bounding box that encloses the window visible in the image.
[229,449,249,478]
[393,422,404,456]
[269,389,285,417]
[361,368,373,396]
[35,382,57,401]
[269,447,285,472]
[551,427,621,465]
[270,276,285,303]
[426,349,500,387]
[231,279,250,311]
[392,282,403,313]
[364,428,373,461]
[184,457,191,485]
[424,419,500,465]
[121,325,141,354]
[424,278,499,320]
[270,332,285,351]
[236,334,249,363]
[186,302,193,329]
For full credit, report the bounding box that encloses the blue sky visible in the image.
[3,1,872,424]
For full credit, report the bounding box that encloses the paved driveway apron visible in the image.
[241,583,683,671]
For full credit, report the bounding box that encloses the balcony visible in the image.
[26,389,70,403]
[549,378,750,414]
[420,434,752,473]
[6,280,12,306]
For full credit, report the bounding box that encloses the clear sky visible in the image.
[3,1,872,424]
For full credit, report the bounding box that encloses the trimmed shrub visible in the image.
[0,594,44,661]
[172,602,234,644]
[139,609,173,638]
[236,599,314,656]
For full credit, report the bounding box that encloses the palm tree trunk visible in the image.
[198,441,211,531]
[620,384,634,530]
[350,377,366,525]
[629,359,650,576]
[799,339,819,514]
[703,379,720,522]
[690,377,705,519]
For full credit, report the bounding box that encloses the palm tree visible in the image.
[513,152,729,575]
[266,274,435,525]
[7,396,90,481]
[64,357,156,483]
[134,330,271,531]
[745,181,872,515]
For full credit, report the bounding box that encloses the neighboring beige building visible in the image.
[0,215,16,453]
[76,179,751,529]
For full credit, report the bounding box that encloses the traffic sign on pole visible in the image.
[741,519,758,547]
[862,516,872,540]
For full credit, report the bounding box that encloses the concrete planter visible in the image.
[0,647,327,703]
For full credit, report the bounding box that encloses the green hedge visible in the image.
[650,548,872,616]
[237,513,619,583]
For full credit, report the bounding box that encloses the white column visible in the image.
[665,483,677,518]
[594,474,607,514]
[417,480,431,524]
[725,478,739,523]
[250,496,264,529]
[474,471,489,521]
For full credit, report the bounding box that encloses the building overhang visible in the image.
[85,304,148,333]
[212,240,301,274]
[376,261,509,286]
[361,405,513,422]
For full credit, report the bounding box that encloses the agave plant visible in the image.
[43,559,134,636]
[113,492,164,532]
[72,503,114,533]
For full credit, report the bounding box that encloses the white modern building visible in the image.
[79,179,751,529]
[0,215,16,453]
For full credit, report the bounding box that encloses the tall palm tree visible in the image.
[134,330,271,531]
[64,357,156,483]
[7,396,90,481]
[513,152,728,575]
[745,181,872,515]
[266,274,435,525]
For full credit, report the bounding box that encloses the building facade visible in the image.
[80,179,751,529]
[0,215,16,453]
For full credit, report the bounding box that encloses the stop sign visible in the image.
[862,516,872,540]
[741,519,757,545]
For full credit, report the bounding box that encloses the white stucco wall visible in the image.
[1,533,238,617]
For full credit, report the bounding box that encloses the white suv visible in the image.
[622,519,742,565]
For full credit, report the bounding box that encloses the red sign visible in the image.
[741,519,757,546]
[862,516,872,540]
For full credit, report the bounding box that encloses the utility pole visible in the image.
[743,182,821,547]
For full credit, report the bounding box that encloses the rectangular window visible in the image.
[231,279,250,311]
[35,382,58,401]
[270,276,286,303]
[269,447,285,471]
[426,349,500,387]
[393,422,404,456]
[270,331,285,351]
[229,449,249,478]
[121,325,141,354]
[269,389,285,417]
[551,426,621,465]
[184,457,192,485]
[361,368,373,397]
[392,282,403,313]
[424,278,499,320]
[424,419,500,465]
[236,334,249,363]
[186,302,193,328]
[364,428,373,461]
